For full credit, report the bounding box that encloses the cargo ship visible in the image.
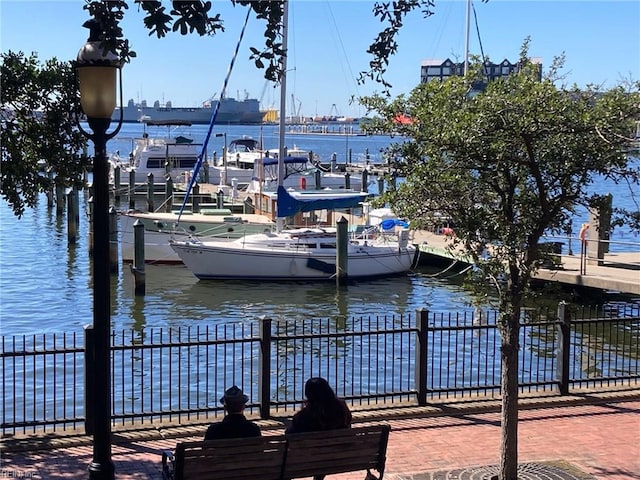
[112,95,265,125]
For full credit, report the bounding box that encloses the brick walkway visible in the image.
[2,395,639,479]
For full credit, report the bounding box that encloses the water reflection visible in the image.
[116,265,424,330]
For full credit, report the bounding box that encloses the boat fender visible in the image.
[189,225,196,232]
[154,221,164,230]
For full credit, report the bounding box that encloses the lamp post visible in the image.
[215,132,228,185]
[75,19,123,480]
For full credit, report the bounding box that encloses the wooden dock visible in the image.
[413,230,640,295]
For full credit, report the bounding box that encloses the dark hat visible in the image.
[219,386,248,405]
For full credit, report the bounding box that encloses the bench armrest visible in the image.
[162,450,176,480]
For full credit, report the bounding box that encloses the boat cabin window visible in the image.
[176,158,198,169]
[147,158,164,169]
[145,157,198,169]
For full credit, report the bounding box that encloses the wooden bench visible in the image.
[162,424,391,480]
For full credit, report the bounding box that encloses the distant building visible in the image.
[420,57,543,90]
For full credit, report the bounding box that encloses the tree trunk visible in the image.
[499,311,520,480]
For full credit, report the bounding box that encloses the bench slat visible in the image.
[167,424,390,480]
[282,425,390,479]
[176,437,287,480]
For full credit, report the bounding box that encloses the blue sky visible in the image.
[1,1,638,118]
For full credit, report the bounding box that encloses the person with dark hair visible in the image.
[285,377,352,434]
[204,386,261,440]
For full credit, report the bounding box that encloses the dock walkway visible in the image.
[413,230,640,295]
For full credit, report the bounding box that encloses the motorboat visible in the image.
[247,150,364,193]
[109,120,204,187]
[208,136,263,186]
[119,209,275,264]
[170,186,416,280]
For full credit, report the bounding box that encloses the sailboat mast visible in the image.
[276,0,289,232]
[277,0,288,191]
[463,0,471,75]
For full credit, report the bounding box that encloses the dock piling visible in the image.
[165,178,174,213]
[67,189,78,244]
[127,170,135,210]
[336,216,348,286]
[113,166,121,201]
[146,173,154,212]
[192,183,200,213]
[132,219,146,295]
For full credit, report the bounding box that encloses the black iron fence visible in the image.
[2,304,639,435]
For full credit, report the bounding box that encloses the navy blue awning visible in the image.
[277,186,368,217]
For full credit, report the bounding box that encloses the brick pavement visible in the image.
[1,396,639,479]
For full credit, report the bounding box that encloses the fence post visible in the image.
[415,308,429,406]
[556,301,571,395]
[84,324,95,435]
[259,318,272,419]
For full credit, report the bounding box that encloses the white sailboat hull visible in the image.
[170,231,416,280]
[119,211,274,264]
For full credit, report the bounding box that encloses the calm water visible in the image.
[1,124,638,336]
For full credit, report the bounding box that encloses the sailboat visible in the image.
[170,186,416,280]
[170,1,416,280]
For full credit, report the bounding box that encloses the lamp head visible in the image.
[76,19,121,119]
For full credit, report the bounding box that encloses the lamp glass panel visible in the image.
[78,66,117,118]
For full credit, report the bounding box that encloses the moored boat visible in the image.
[109,120,204,186]
[119,209,275,264]
[170,187,416,280]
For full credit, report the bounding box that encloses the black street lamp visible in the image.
[75,19,123,480]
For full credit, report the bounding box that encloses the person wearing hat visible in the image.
[204,386,261,440]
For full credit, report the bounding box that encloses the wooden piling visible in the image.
[147,173,155,212]
[192,183,200,213]
[131,219,146,295]
[55,183,65,217]
[345,172,351,190]
[377,177,384,195]
[361,170,369,193]
[67,189,78,244]
[165,178,174,213]
[336,216,348,286]
[46,170,54,208]
[203,161,210,184]
[128,170,136,210]
[315,169,322,189]
[113,166,121,201]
